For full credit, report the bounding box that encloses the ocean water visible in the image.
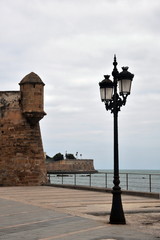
[49,169,160,193]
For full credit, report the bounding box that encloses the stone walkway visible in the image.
[0,186,160,239]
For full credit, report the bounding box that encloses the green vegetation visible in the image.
[46,152,77,161]
[53,153,64,161]
[65,153,76,159]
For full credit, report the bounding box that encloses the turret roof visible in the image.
[19,72,45,85]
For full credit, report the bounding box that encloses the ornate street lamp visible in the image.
[99,55,134,224]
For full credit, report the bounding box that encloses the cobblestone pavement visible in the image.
[0,186,160,239]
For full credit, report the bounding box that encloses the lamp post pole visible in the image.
[99,55,134,224]
[110,57,125,224]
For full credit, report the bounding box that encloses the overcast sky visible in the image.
[1,0,160,170]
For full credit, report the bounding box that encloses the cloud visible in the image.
[1,0,160,169]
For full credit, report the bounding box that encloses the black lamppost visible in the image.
[99,55,134,224]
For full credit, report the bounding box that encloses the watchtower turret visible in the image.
[19,72,46,125]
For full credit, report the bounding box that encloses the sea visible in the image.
[49,169,160,193]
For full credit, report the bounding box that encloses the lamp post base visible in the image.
[109,189,126,224]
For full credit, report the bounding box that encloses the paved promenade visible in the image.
[0,186,160,240]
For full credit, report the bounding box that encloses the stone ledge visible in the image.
[45,183,160,199]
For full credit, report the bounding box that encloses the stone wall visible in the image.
[46,159,97,173]
[0,73,47,186]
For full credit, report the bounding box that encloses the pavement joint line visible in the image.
[0,215,73,230]
[39,225,105,240]
[0,210,42,217]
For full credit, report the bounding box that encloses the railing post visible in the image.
[149,174,151,192]
[105,173,107,188]
[47,174,51,183]
[89,174,92,187]
[62,174,63,184]
[126,173,128,190]
[74,174,77,186]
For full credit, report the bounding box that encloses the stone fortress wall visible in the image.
[0,73,47,186]
[46,159,97,173]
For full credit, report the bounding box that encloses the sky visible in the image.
[0,0,160,170]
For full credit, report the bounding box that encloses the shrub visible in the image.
[65,153,76,159]
[53,153,64,161]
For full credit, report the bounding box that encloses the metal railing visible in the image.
[47,172,160,193]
